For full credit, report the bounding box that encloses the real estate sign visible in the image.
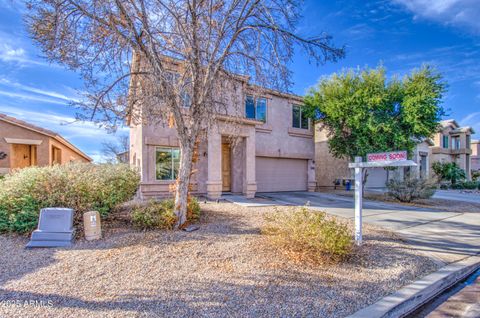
[367,151,407,163]
[349,152,416,246]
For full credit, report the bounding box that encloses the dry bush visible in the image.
[386,177,436,202]
[262,207,352,264]
[131,197,201,230]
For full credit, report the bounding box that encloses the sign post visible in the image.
[354,156,363,244]
[349,151,417,246]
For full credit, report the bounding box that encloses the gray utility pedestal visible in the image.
[26,208,75,248]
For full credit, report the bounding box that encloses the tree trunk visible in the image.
[362,169,369,194]
[174,140,195,229]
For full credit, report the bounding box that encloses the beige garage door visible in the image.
[256,157,307,192]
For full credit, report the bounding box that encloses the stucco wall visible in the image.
[0,120,50,171]
[49,138,90,164]
[255,94,314,159]
[314,128,350,188]
[472,141,480,171]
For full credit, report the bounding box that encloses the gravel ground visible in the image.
[0,202,438,318]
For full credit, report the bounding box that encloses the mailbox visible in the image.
[83,211,102,241]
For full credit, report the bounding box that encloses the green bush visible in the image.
[432,162,466,185]
[262,207,352,263]
[0,163,140,233]
[387,177,436,202]
[131,197,201,230]
[461,181,478,190]
[472,170,480,182]
[450,183,465,190]
[131,200,177,230]
[439,184,449,190]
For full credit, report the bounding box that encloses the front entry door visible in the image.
[221,143,231,192]
[11,144,36,169]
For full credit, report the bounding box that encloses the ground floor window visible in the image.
[156,147,180,180]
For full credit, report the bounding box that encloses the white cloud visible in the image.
[0,43,50,67]
[0,30,54,67]
[393,0,480,33]
[0,79,80,103]
[0,90,69,105]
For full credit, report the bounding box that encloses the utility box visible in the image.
[83,211,102,241]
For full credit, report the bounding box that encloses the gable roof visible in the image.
[0,113,92,161]
[439,119,475,134]
[440,119,459,129]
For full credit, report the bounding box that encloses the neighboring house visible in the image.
[129,78,316,199]
[0,113,92,174]
[472,140,480,172]
[116,151,130,164]
[430,119,475,180]
[314,124,433,189]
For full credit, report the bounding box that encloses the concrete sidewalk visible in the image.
[259,191,480,264]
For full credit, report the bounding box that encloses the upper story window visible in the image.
[442,135,449,149]
[181,91,191,108]
[292,104,309,129]
[466,135,471,149]
[452,136,460,150]
[156,147,180,180]
[245,95,267,122]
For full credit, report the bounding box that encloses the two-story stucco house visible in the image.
[430,119,475,179]
[129,78,316,200]
[0,113,91,175]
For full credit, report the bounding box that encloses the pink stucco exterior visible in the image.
[471,140,479,172]
[130,85,316,199]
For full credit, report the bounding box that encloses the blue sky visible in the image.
[0,0,479,161]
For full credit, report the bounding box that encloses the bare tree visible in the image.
[102,134,129,163]
[25,0,344,228]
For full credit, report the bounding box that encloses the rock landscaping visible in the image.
[0,202,438,317]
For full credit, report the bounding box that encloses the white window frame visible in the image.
[155,147,180,181]
[292,104,310,130]
[245,95,267,123]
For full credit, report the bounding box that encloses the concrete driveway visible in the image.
[258,191,480,265]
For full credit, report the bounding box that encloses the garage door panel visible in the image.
[256,157,307,192]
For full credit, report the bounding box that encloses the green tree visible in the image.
[432,162,466,185]
[304,65,446,161]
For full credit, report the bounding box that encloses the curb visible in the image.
[347,255,480,318]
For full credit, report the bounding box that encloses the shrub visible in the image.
[0,163,140,233]
[461,181,478,190]
[387,177,436,202]
[450,183,465,190]
[432,162,466,185]
[131,197,201,230]
[262,207,352,263]
[472,170,480,182]
[439,184,448,190]
[131,200,177,230]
